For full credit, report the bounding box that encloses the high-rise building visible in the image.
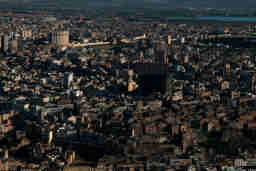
[168,35,172,45]
[64,72,73,89]
[184,55,189,64]
[10,39,18,54]
[181,37,186,44]
[4,150,8,160]
[133,63,169,95]
[48,131,53,145]
[226,63,231,73]
[51,30,69,48]
[154,41,168,64]
[127,69,138,92]
[1,35,8,52]
[139,51,144,62]
[9,32,14,40]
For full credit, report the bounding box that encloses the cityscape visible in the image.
[0,2,256,171]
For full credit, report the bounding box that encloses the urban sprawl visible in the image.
[0,10,255,171]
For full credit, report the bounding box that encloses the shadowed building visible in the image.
[154,41,168,64]
[133,40,169,95]
[133,63,169,95]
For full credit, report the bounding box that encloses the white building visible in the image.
[234,159,247,168]
[64,72,74,89]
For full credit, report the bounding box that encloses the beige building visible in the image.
[184,55,189,64]
[226,63,231,73]
[168,35,172,45]
[22,29,32,40]
[221,80,230,90]
[10,39,18,54]
[51,30,69,48]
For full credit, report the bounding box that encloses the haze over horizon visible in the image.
[30,0,256,9]
[2,0,256,9]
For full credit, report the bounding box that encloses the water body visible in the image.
[167,16,256,22]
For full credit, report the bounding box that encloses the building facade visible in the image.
[2,35,8,52]
[51,30,70,48]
